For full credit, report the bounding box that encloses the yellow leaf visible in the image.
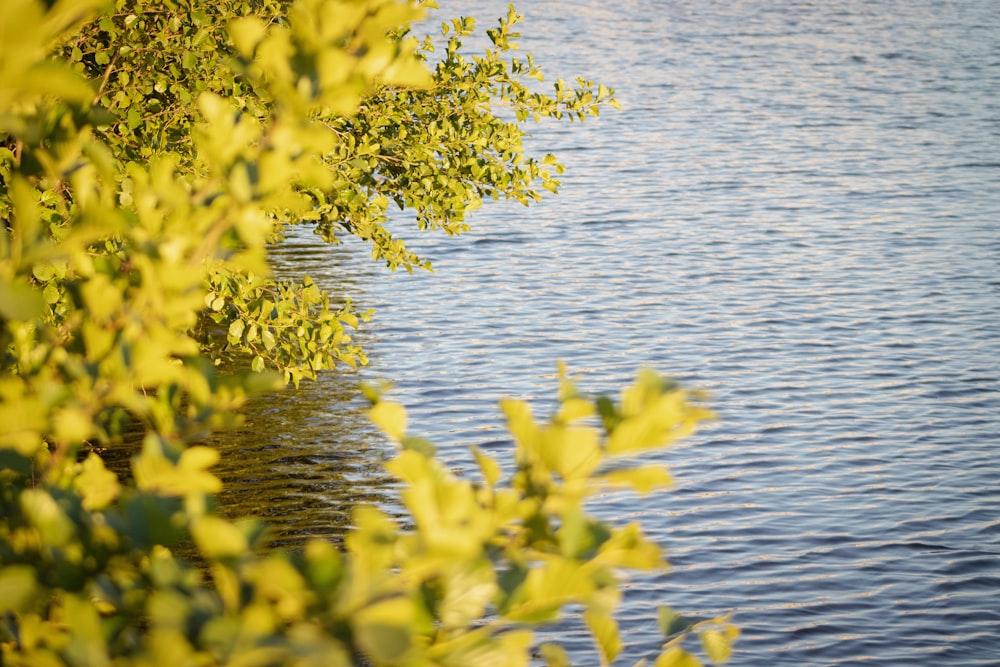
[655,647,703,667]
[179,446,220,472]
[52,407,93,444]
[598,466,672,495]
[539,643,571,667]
[370,401,407,440]
[75,453,120,510]
[81,274,122,322]
[700,629,733,663]
[539,424,601,481]
[228,16,267,57]
[472,446,501,489]
[339,311,359,328]
[585,610,622,666]
[558,397,595,423]
[192,516,248,559]
[501,398,536,432]
[521,557,593,612]
[0,58,92,107]
[252,557,308,621]
[596,523,664,570]
[438,560,497,627]
[133,436,221,496]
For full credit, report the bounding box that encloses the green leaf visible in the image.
[539,643,571,667]
[32,262,56,281]
[352,598,415,663]
[126,107,141,130]
[400,435,436,457]
[0,277,44,321]
[228,319,245,339]
[21,489,76,547]
[0,450,33,474]
[63,594,110,664]
[0,566,38,612]
[557,509,611,558]
[261,328,277,350]
[658,606,696,637]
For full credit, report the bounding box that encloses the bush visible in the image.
[0,1,737,664]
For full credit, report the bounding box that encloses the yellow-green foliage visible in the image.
[0,0,737,664]
[2,367,737,666]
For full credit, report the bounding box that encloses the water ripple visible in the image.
[222,0,1000,664]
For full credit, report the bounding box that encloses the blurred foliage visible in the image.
[0,0,736,664]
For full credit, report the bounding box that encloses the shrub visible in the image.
[0,1,737,664]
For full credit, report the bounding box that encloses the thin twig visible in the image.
[93,52,120,105]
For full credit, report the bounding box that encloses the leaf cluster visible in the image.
[38,0,618,385]
[2,368,733,666]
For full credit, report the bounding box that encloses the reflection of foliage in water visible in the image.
[206,372,396,548]
[207,233,393,548]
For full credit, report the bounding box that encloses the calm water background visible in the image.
[214,1,1000,664]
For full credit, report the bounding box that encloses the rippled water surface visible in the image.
[218,1,1000,664]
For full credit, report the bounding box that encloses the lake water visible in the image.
[213,1,1000,664]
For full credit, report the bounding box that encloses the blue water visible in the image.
[231,1,1000,664]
